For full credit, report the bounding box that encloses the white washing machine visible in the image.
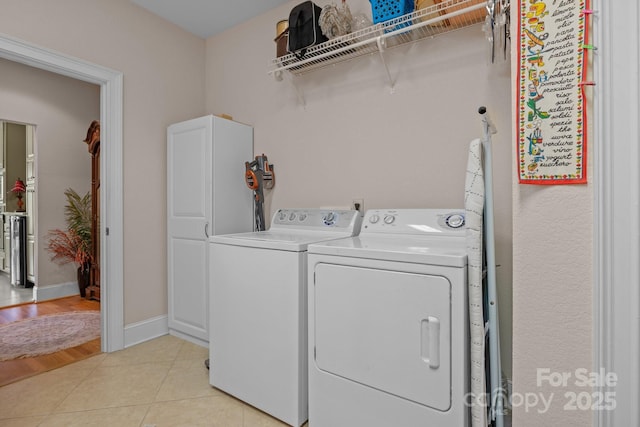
[307,209,469,427]
[209,208,362,427]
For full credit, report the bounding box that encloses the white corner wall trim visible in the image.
[0,32,125,354]
[35,283,80,302]
[593,1,640,426]
[124,315,169,348]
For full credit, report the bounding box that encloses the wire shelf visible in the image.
[268,0,487,76]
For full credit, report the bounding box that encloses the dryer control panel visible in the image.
[271,208,362,232]
[361,209,466,236]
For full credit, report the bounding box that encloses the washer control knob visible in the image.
[278,211,287,221]
[298,213,307,222]
[369,214,380,224]
[323,212,336,226]
[446,214,465,228]
[384,214,396,224]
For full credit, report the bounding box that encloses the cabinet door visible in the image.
[25,125,35,284]
[25,187,34,237]
[3,222,9,272]
[167,116,212,342]
[26,160,34,185]
[0,172,4,208]
[26,125,34,158]
[26,126,34,184]
[0,121,4,169]
[0,213,4,268]
[27,236,34,282]
[0,122,4,208]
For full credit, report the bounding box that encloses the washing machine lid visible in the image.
[211,230,358,251]
[308,235,467,267]
[210,208,363,251]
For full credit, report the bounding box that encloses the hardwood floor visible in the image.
[0,296,101,387]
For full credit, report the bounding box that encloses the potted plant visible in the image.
[46,188,92,297]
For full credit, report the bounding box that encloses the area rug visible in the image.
[0,311,100,361]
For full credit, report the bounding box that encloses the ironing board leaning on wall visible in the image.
[464,107,504,427]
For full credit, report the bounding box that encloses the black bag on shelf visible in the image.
[287,1,328,59]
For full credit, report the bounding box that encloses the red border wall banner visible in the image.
[517,0,590,184]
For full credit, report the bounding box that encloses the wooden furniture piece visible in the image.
[84,121,100,300]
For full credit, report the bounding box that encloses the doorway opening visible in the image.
[0,35,124,353]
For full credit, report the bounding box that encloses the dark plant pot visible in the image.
[77,265,90,298]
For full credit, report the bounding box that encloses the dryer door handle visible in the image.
[421,317,440,369]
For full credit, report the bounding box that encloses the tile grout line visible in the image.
[137,337,186,426]
[47,355,107,419]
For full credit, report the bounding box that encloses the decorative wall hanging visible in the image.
[517,0,592,184]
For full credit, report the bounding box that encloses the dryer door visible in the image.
[313,263,452,411]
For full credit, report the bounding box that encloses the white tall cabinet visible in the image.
[167,115,253,345]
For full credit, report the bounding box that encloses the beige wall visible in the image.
[512,186,593,426]
[0,58,97,287]
[2,0,518,393]
[0,2,597,426]
[509,4,593,427]
[206,0,513,378]
[0,0,206,323]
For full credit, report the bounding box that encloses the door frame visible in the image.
[0,34,125,352]
[593,0,640,425]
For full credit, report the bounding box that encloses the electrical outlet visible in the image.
[352,198,364,213]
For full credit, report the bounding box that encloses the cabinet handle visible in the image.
[204,222,209,238]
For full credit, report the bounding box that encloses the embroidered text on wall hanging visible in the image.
[517,0,590,184]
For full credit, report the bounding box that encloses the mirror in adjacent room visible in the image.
[0,120,36,307]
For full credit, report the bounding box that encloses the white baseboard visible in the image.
[34,282,79,302]
[121,315,209,349]
[168,329,208,348]
[124,314,169,348]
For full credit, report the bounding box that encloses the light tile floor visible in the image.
[0,333,512,427]
[0,271,33,307]
[0,335,297,427]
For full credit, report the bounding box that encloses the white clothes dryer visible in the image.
[209,208,362,427]
[307,209,469,427]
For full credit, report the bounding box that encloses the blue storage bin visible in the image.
[369,0,415,24]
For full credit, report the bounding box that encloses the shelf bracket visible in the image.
[375,36,395,92]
